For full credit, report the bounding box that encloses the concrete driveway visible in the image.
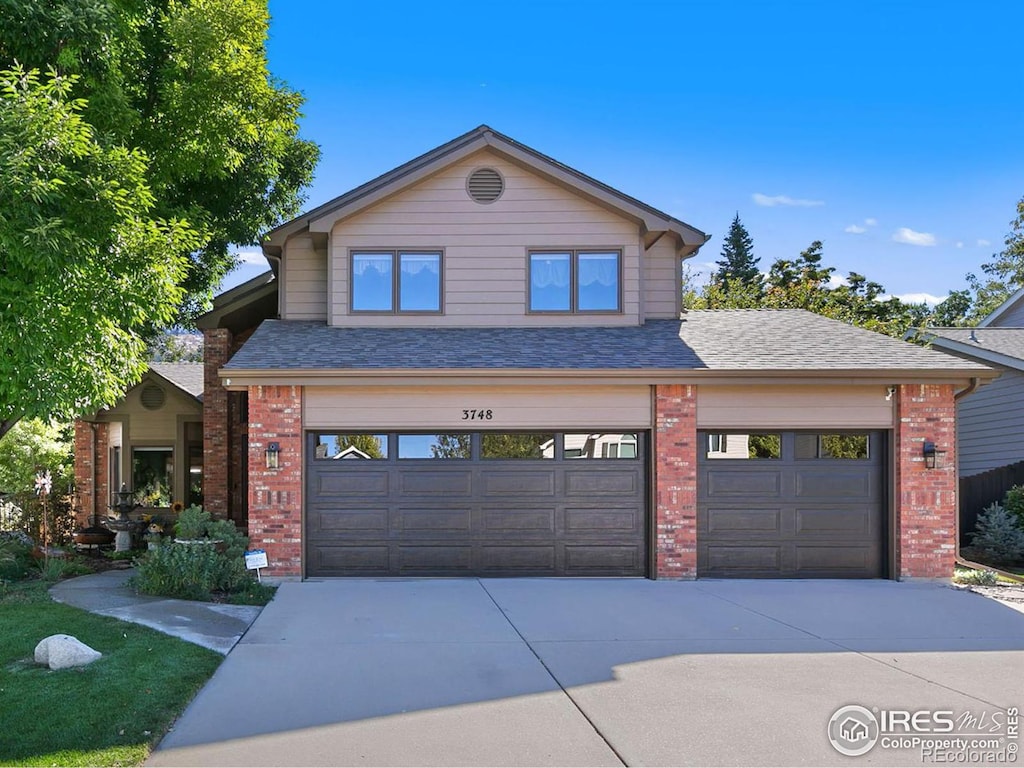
[149,579,1024,767]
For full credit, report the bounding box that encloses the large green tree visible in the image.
[692,240,931,338]
[0,0,319,322]
[0,67,197,439]
[713,213,760,292]
[0,0,318,436]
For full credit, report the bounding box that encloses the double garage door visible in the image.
[305,431,648,577]
[305,429,886,579]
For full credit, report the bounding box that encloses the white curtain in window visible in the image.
[531,255,570,288]
[400,253,440,275]
[578,253,618,287]
[353,253,393,275]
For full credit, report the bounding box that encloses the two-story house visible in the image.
[75,126,994,580]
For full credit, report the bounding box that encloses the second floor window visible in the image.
[529,250,620,312]
[351,251,442,312]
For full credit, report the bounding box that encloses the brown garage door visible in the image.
[306,431,648,577]
[697,431,885,578]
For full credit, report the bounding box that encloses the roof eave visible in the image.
[926,337,1024,372]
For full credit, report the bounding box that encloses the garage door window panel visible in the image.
[314,433,389,460]
[705,433,781,459]
[481,433,555,459]
[398,434,471,459]
[794,433,870,460]
[564,433,640,459]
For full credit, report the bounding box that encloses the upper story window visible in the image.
[529,250,620,313]
[351,251,442,313]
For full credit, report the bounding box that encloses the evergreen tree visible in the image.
[714,214,761,291]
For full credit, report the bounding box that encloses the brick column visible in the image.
[654,384,699,578]
[73,420,108,528]
[203,328,232,519]
[895,384,957,580]
[248,385,302,577]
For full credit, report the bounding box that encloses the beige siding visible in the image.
[282,235,328,321]
[304,385,652,429]
[957,368,1024,476]
[697,385,894,429]
[328,150,643,327]
[644,236,680,319]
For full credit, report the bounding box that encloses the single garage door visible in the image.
[306,431,647,577]
[697,431,885,578]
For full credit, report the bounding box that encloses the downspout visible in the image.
[952,378,1023,581]
[89,422,98,527]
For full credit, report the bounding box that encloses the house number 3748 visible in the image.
[462,409,493,420]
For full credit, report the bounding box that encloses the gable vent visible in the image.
[140,384,166,411]
[466,167,504,204]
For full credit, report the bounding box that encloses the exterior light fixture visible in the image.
[266,442,281,470]
[922,441,946,470]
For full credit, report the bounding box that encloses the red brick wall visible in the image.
[202,329,232,519]
[895,384,957,579]
[73,421,109,528]
[654,384,698,578]
[247,385,302,576]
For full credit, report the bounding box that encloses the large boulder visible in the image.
[34,634,102,670]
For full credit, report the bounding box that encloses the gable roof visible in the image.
[222,310,993,382]
[919,327,1024,372]
[195,271,278,333]
[978,285,1024,327]
[262,125,709,259]
[149,363,204,400]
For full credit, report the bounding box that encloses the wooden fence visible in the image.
[959,460,1024,545]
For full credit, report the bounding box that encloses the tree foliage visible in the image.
[691,233,931,338]
[0,67,197,437]
[0,0,318,435]
[0,0,319,323]
[713,213,760,292]
[0,419,73,495]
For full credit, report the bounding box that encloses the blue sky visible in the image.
[224,0,1023,306]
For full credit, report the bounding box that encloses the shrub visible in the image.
[0,533,34,581]
[965,502,1024,566]
[174,505,212,540]
[134,513,251,601]
[953,568,999,586]
[1003,485,1024,528]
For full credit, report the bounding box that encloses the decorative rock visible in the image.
[34,634,102,670]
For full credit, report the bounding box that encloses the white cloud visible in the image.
[235,249,267,265]
[977,239,991,247]
[886,292,946,306]
[844,224,867,234]
[752,193,825,208]
[892,227,937,247]
[827,275,849,289]
[864,218,878,227]
[956,241,964,249]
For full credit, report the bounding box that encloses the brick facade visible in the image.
[895,383,957,579]
[654,384,699,578]
[203,329,232,520]
[247,385,303,576]
[73,420,109,528]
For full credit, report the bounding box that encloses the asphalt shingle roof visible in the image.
[224,310,990,374]
[150,363,204,398]
[924,327,1024,362]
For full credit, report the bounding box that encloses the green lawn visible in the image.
[0,579,222,766]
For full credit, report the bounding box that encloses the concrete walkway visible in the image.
[148,579,1024,767]
[49,570,261,654]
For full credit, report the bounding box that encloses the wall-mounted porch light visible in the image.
[265,442,281,470]
[922,440,946,470]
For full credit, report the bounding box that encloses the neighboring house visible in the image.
[74,363,204,523]
[76,126,995,580]
[921,287,1024,479]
